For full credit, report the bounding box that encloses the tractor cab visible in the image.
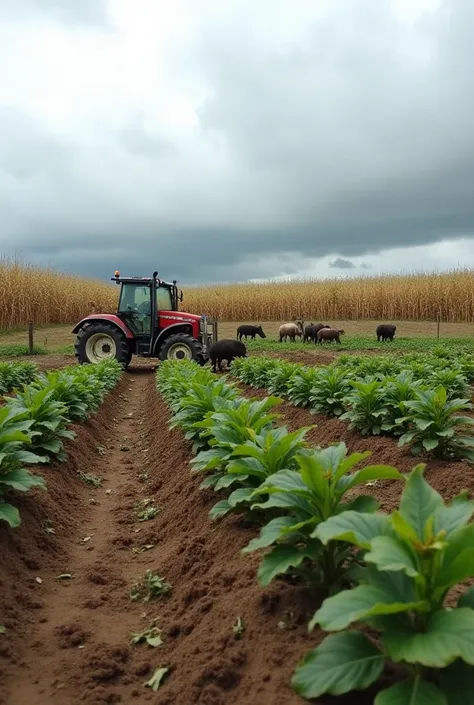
[72,270,215,366]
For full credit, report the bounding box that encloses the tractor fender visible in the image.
[153,322,193,352]
[72,314,135,339]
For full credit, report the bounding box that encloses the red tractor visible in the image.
[72,271,214,366]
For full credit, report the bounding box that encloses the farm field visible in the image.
[2,331,474,703]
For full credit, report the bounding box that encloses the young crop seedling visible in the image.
[135,498,160,521]
[233,617,246,639]
[130,570,172,602]
[243,442,404,593]
[293,465,474,703]
[130,619,163,647]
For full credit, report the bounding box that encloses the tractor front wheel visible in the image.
[75,322,130,366]
[158,334,204,364]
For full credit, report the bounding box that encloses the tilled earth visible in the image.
[1,355,472,704]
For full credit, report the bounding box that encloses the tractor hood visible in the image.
[159,311,202,324]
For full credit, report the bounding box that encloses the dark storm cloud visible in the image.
[0,0,110,26]
[1,0,474,283]
[330,258,356,269]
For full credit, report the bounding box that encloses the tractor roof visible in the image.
[111,275,175,287]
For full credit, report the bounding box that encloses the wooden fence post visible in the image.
[436,310,441,340]
[28,321,34,354]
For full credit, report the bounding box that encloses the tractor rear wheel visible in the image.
[158,334,204,364]
[75,322,130,366]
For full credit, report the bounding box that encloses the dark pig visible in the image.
[376,324,397,342]
[317,328,345,345]
[209,339,247,372]
[304,323,330,343]
[237,324,266,341]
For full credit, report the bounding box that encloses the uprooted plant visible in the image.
[242,442,404,593]
[130,570,172,602]
[293,465,474,703]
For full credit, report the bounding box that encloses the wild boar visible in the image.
[376,323,397,342]
[316,328,345,345]
[279,320,304,342]
[237,324,266,341]
[304,323,330,343]
[209,339,247,372]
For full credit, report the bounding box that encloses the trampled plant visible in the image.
[397,386,474,461]
[243,442,404,592]
[309,367,352,417]
[0,406,46,528]
[293,465,474,704]
[340,378,390,436]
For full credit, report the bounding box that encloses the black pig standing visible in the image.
[209,339,247,372]
[376,324,397,342]
[237,325,266,341]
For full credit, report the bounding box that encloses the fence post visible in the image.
[436,310,440,340]
[28,321,34,354]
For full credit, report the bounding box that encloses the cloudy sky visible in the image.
[1,0,473,284]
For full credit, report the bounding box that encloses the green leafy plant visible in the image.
[287,367,320,408]
[243,442,404,592]
[0,406,46,527]
[309,367,352,417]
[340,378,389,435]
[380,371,426,436]
[0,361,38,394]
[397,386,474,460]
[209,424,314,520]
[293,465,474,703]
[130,570,172,602]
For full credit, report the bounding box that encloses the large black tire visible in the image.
[75,322,130,366]
[158,334,204,364]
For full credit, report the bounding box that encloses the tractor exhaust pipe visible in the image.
[149,271,158,356]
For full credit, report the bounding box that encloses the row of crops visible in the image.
[0,359,123,528]
[157,359,474,704]
[231,350,474,461]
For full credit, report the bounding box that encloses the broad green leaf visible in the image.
[422,438,439,451]
[439,660,474,705]
[383,608,474,667]
[227,487,254,508]
[242,516,296,553]
[0,502,20,528]
[399,465,443,540]
[391,511,421,544]
[340,495,379,514]
[343,465,405,491]
[0,469,46,492]
[433,495,474,538]
[214,474,245,491]
[436,524,474,591]
[311,584,426,632]
[313,511,390,549]
[253,469,307,495]
[209,500,232,520]
[375,678,447,705]
[257,544,316,586]
[292,631,384,698]
[365,536,420,578]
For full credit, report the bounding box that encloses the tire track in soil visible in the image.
[3,366,334,705]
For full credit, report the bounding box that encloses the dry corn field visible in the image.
[0,259,116,329]
[185,269,474,322]
[2,259,474,329]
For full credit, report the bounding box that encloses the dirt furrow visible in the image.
[2,366,326,705]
